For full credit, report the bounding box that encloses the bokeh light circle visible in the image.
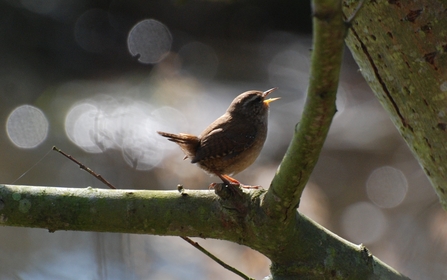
[366,166,408,208]
[65,103,103,153]
[341,202,387,244]
[127,19,172,64]
[121,118,163,171]
[6,105,49,148]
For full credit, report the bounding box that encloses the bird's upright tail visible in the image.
[157,131,200,160]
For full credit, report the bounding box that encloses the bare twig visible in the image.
[12,148,53,184]
[52,146,116,189]
[180,236,254,280]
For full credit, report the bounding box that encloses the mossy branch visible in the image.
[0,184,409,279]
[0,185,225,236]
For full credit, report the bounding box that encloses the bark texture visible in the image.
[344,0,447,208]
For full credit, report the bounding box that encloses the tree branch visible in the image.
[0,184,409,279]
[261,0,344,221]
[0,185,228,236]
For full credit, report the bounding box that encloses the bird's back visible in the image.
[193,112,268,175]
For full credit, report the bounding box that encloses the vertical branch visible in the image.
[261,0,346,221]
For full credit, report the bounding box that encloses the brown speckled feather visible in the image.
[192,118,259,164]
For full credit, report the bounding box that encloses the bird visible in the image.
[157,88,279,190]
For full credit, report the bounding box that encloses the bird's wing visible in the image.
[191,120,258,163]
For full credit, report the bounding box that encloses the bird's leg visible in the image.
[219,174,260,189]
[219,174,240,186]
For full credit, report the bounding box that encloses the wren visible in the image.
[157,88,279,189]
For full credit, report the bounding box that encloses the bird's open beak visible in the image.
[263,87,280,105]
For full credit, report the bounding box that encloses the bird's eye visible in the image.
[244,95,262,106]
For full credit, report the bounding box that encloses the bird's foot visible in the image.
[209,174,263,197]
[208,174,240,197]
[209,182,241,190]
[210,182,243,198]
[218,174,262,189]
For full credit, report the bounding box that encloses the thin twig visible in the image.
[12,148,53,184]
[52,146,116,189]
[180,236,254,280]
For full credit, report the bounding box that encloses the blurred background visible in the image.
[0,0,445,279]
